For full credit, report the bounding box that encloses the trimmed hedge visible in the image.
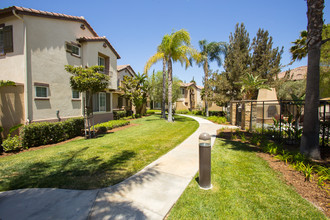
[113,110,134,120]
[21,117,84,148]
[94,120,130,133]
[208,116,227,124]
[209,111,226,117]
[146,109,161,115]
[175,110,189,114]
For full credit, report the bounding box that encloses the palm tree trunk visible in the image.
[161,58,166,118]
[168,59,173,122]
[204,62,209,117]
[300,0,324,160]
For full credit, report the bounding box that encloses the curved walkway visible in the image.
[0,115,237,220]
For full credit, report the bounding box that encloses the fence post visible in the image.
[279,100,282,141]
[250,101,253,131]
[322,101,326,149]
[262,101,265,134]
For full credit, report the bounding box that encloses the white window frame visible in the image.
[99,92,106,112]
[35,86,48,98]
[72,45,80,57]
[72,90,80,99]
[98,56,105,73]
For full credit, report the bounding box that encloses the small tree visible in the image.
[147,71,181,108]
[65,65,109,138]
[236,73,271,100]
[120,73,148,116]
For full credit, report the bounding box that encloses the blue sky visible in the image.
[1,0,329,86]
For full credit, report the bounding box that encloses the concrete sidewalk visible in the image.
[0,115,237,220]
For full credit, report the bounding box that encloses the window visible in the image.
[99,92,106,111]
[0,24,13,55]
[180,88,185,98]
[72,90,80,99]
[98,56,105,73]
[71,45,80,56]
[118,97,123,108]
[92,92,107,112]
[35,86,48,98]
[65,42,80,57]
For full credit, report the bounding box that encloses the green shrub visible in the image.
[94,120,130,131]
[146,109,160,115]
[209,111,226,117]
[192,110,203,115]
[113,110,127,120]
[176,110,189,114]
[2,135,21,152]
[207,116,227,124]
[96,126,107,134]
[21,117,84,148]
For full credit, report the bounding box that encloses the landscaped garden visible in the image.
[168,137,328,219]
[0,114,198,191]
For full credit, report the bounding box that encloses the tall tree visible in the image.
[250,28,283,83]
[145,29,193,122]
[65,65,109,138]
[213,23,251,104]
[145,36,168,118]
[120,73,148,115]
[147,71,181,106]
[290,24,330,98]
[193,40,227,116]
[300,0,324,159]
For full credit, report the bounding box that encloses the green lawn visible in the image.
[0,115,199,191]
[168,139,327,219]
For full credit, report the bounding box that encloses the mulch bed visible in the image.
[0,123,139,158]
[218,129,330,217]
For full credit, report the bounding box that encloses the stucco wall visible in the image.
[24,15,93,121]
[0,16,25,83]
[0,85,25,136]
[23,15,117,122]
[82,41,118,90]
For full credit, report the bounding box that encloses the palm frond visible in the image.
[144,52,164,74]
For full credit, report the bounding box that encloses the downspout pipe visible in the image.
[12,10,30,124]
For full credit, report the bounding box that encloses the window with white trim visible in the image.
[92,92,107,112]
[65,41,80,57]
[98,56,105,73]
[71,45,80,56]
[72,90,80,99]
[35,86,48,98]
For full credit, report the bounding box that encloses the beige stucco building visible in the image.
[112,64,136,112]
[176,82,222,111]
[0,6,120,134]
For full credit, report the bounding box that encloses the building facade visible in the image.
[0,6,120,134]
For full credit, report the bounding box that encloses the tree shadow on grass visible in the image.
[1,148,137,191]
[218,137,261,153]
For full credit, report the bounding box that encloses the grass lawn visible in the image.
[168,138,327,219]
[0,115,199,191]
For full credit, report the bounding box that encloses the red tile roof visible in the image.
[117,64,136,76]
[277,66,307,81]
[78,37,120,59]
[0,6,98,37]
[0,6,121,59]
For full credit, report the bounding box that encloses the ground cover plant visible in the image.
[0,115,198,191]
[168,138,327,219]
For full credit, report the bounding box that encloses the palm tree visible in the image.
[145,29,193,122]
[300,0,324,160]
[237,73,270,100]
[193,40,227,117]
[144,35,170,119]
